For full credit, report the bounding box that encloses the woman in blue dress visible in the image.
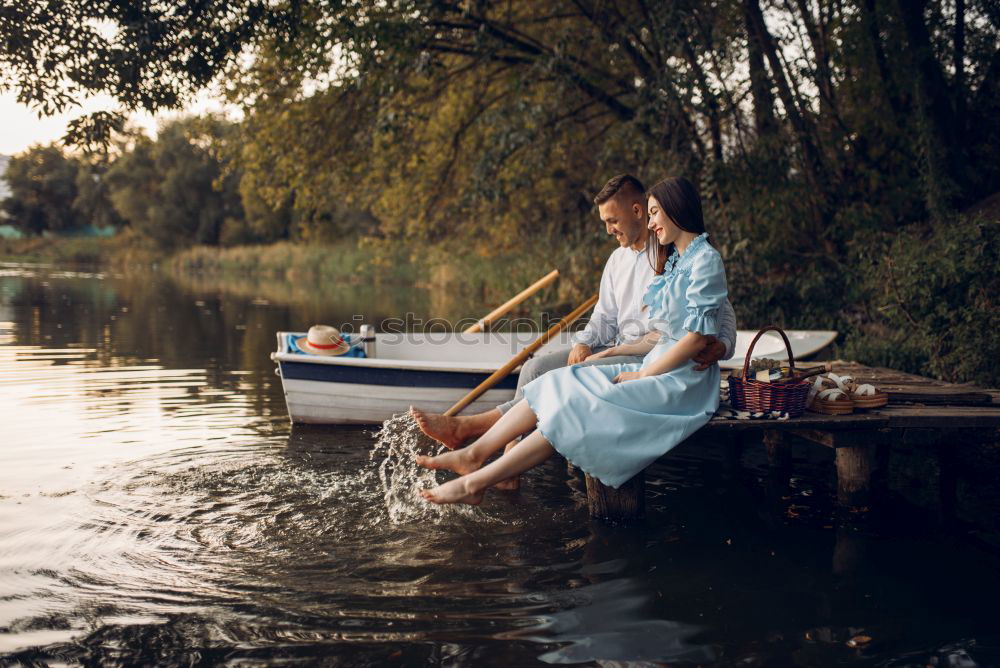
[418,176,727,504]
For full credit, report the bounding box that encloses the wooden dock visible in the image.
[584,362,1000,522]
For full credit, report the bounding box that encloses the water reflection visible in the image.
[2,263,1000,665]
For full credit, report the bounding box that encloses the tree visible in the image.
[105,116,243,248]
[0,1,302,146]
[1,145,81,235]
[73,156,127,231]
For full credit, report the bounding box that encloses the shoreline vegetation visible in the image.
[2,207,997,389]
[0,233,585,317]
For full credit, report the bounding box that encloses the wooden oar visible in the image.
[463,269,559,334]
[445,293,599,417]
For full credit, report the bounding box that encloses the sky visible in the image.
[0,89,235,156]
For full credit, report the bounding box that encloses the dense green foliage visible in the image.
[0,1,301,145]
[1,1,998,384]
[1,119,241,246]
[1,146,81,236]
[846,215,1000,386]
[104,117,244,248]
[0,145,122,236]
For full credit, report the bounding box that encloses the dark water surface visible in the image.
[1,263,999,666]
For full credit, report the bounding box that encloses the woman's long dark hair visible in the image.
[646,177,706,275]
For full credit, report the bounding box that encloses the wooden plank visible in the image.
[705,412,888,432]
[791,429,872,449]
[791,427,891,449]
[895,427,989,446]
[886,388,991,405]
[707,405,1000,433]
[833,362,947,385]
[832,362,996,405]
[881,406,1000,429]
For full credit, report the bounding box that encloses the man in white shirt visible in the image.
[412,174,737,452]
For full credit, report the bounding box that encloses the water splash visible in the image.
[367,413,486,524]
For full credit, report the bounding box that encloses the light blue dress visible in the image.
[522,233,727,488]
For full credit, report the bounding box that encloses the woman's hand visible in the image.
[612,370,644,383]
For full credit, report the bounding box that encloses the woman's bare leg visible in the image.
[415,400,537,475]
[420,430,555,505]
[493,440,521,490]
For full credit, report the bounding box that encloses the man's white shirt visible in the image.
[571,244,737,358]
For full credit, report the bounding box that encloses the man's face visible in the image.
[598,195,646,250]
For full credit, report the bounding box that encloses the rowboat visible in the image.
[271,329,836,424]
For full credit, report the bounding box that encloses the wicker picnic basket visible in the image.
[728,325,811,417]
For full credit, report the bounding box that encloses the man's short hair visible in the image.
[593,174,646,206]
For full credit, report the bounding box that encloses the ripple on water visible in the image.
[367,413,506,526]
[41,415,511,620]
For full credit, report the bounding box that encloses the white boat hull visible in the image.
[282,378,514,425]
[271,329,836,425]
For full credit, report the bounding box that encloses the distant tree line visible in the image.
[0,115,376,247]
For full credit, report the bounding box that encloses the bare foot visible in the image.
[493,440,520,490]
[494,476,520,491]
[410,407,466,450]
[415,448,482,475]
[419,478,484,505]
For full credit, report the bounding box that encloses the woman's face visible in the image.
[647,195,681,246]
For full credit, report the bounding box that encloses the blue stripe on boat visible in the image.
[280,360,520,390]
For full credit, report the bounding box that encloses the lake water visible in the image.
[1,262,999,665]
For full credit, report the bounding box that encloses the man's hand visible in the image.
[567,343,593,365]
[693,335,726,371]
[584,347,615,363]
[613,370,644,383]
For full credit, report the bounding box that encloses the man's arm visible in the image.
[717,299,737,360]
[571,253,620,354]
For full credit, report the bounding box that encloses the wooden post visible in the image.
[836,444,874,507]
[832,523,866,576]
[720,433,745,479]
[585,471,645,522]
[792,428,887,511]
[936,438,959,526]
[764,431,792,497]
[870,428,892,507]
[764,431,792,471]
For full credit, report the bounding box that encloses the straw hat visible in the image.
[295,324,350,356]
